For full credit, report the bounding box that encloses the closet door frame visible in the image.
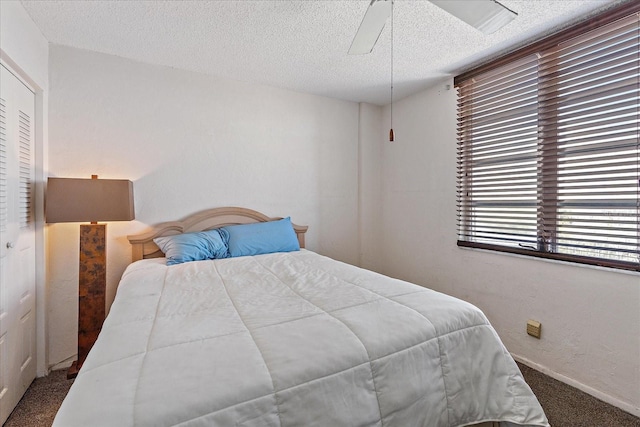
[0,55,48,379]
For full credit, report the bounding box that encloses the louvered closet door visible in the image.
[0,64,36,425]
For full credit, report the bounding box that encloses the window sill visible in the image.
[458,245,640,277]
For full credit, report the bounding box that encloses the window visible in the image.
[455,3,639,272]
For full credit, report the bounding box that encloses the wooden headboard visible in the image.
[127,207,309,262]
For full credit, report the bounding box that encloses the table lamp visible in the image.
[46,175,134,378]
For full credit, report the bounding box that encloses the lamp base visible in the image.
[68,223,106,380]
[67,361,80,380]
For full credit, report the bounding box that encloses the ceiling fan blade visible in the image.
[429,0,516,35]
[348,0,392,55]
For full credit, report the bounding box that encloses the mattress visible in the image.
[54,249,549,427]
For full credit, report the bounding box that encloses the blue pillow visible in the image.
[219,217,300,258]
[153,229,229,266]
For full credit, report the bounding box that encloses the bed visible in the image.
[53,207,549,427]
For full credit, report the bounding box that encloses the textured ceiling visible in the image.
[21,0,625,106]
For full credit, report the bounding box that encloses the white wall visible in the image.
[0,1,48,86]
[47,45,371,368]
[0,0,49,376]
[379,81,640,416]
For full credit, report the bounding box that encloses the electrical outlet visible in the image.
[527,320,541,339]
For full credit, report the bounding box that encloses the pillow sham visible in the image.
[153,229,229,266]
[220,217,299,258]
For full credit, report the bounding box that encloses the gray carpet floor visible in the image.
[4,362,640,426]
[5,369,72,427]
[517,363,640,427]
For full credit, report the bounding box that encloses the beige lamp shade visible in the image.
[46,177,135,223]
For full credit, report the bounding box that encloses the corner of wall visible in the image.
[357,102,384,272]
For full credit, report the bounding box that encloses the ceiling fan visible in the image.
[348,0,517,55]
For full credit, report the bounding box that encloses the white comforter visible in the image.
[54,250,548,427]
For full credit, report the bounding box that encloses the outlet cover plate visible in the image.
[527,320,541,339]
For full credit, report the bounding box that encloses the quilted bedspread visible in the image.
[54,250,549,427]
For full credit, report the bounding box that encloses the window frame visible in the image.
[454,2,640,273]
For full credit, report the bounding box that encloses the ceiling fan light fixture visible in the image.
[348,0,392,55]
[429,0,517,35]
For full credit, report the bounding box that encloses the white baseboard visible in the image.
[49,356,75,372]
[512,353,640,418]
